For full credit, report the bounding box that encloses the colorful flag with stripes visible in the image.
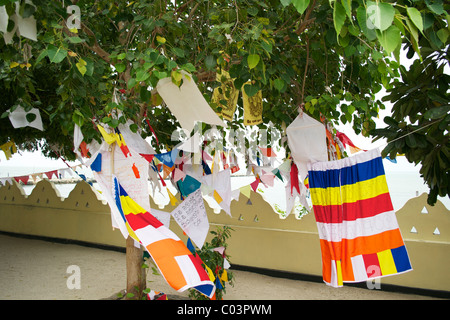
[308,149,412,287]
[113,177,215,298]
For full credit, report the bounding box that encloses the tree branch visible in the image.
[79,22,111,63]
[295,0,317,35]
[301,36,310,104]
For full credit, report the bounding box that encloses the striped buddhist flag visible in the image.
[113,177,215,298]
[308,149,412,287]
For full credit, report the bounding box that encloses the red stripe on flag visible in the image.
[126,210,163,230]
[313,192,394,223]
[363,253,381,278]
[189,255,211,282]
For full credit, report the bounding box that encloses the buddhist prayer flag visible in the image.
[242,82,263,126]
[113,177,215,298]
[212,70,239,122]
[156,71,226,133]
[308,149,412,287]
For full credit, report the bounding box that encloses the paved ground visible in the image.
[0,234,443,300]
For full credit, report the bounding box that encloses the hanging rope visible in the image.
[380,119,440,147]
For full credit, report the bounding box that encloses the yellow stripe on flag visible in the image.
[336,260,343,287]
[310,175,389,206]
[120,195,146,216]
[213,190,223,204]
[126,222,140,243]
[377,249,398,276]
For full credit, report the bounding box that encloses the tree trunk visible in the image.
[126,236,146,299]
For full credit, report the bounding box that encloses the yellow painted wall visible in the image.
[0,179,449,292]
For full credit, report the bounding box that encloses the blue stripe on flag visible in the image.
[391,245,412,273]
[113,177,127,223]
[309,156,385,189]
[195,284,215,298]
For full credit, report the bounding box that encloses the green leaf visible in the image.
[129,123,139,133]
[333,1,346,39]
[47,45,68,63]
[135,69,150,82]
[181,63,196,73]
[366,1,395,32]
[127,77,137,89]
[260,39,272,54]
[243,83,259,97]
[356,6,376,41]
[156,36,166,44]
[20,3,36,19]
[273,78,285,92]
[292,0,310,16]
[406,7,423,33]
[436,28,449,44]
[35,49,48,64]
[341,0,352,21]
[115,63,126,73]
[76,58,87,76]
[172,47,185,58]
[377,25,401,54]
[405,133,417,148]
[26,113,36,123]
[72,110,84,127]
[83,58,95,77]
[425,0,445,15]
[171,70,183,85]
[423,105,450,119]
[116,53,126,60]
[205,55,216,70]
[66,36,85,44]
[247,54,260,69]
[280,0,291,7]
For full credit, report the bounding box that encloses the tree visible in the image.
[372,49,449,206]
[1,0,449,295]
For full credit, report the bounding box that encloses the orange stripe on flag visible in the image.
[320,229,405,283]
[146,238,193,290]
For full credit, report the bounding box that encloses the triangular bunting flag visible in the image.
[162,164,174,179]
[290,162,300,195]
[215,276,223,290]
[173,168,186,182]
[44,170,58,179]
[250,178,260,192]
[205,264,215,282]
[14,175,29,184]
[278,159,291,173]
[97,124,117,144]
[259,147,277,157]
[140,153,155,163]
[223,258,231,269]
[272,168,283,181]
[177,175,201,198]
[155,151,175,168]
[220,269,228,282]
[167,188,178,206]
[239,185,251,199]
[260,172,275,187]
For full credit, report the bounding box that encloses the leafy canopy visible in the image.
[0,0,448,203]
